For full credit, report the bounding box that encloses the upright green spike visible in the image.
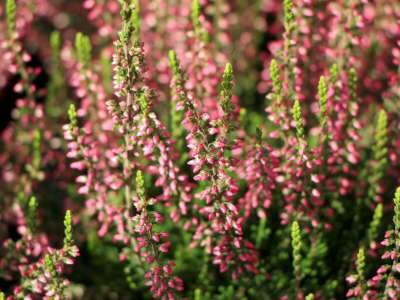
[68,104,78,129]
[367,203,383,244]
[168,49,187,163]
[305,294,314,300]
[220,63,234,115]
[270,59,282,97]
[50,31,61,63]
[191,0,201,30]
[119,0,133,44]
[281,0,296,97]
[101,53,113,93]
[170,100,185,159]
[168,50,179,75]
[239,108,248,126]
[356,248,365,283]
[6,0,16,35]
[74,32,92,66]
[380,187,400,298]
[318,76,328,127]
[283,0,295,31]
[329,64,339,84]
[32,129,41,170]
[135,170,145,201]
[139,94,149,115]
[47,31,69,118]
[255,127,263,146]
[355,247,366,295]
[194,288,202,300]
[255,217,267,248]
[27,196,38,234]
[63,210,73,248]
[131,0,141,38]
[394,187,400,240]
[291,221,302,290]
[373,110,388,164]
[222,63,233,86]
[44,254,57,277]
[369,110,388,201]
[348,68,358,102]
[191,0,208,42]
[292,98,305,142]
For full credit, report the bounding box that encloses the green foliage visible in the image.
[302,237,328,289]
[74,32,92,66]
[83,230,135,294]
[216,285,235,300]
[124,252,147,292]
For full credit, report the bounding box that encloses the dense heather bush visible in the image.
[1,0,400,299]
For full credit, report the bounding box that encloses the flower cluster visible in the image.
[1,0,400,299]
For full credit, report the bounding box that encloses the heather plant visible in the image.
[1,0,400,299]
